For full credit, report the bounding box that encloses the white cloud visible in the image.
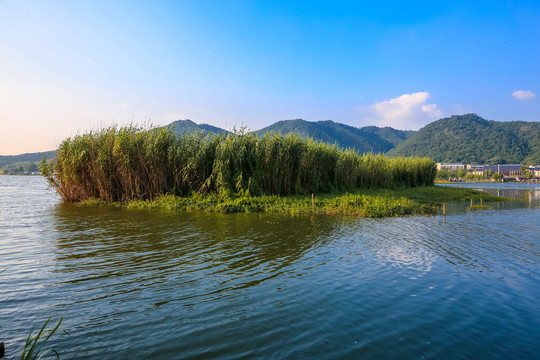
[119,102,128,109]
[512,90,536,100]
[361,92,442,130]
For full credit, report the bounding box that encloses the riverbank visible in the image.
[80,186,506,218]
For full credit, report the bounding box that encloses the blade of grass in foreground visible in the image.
[20,316,62,360]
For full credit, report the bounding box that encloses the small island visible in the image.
[41,125,503,218]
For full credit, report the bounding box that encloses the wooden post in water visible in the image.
[480,198,483,207]
[312,193,314,212]
[443,203,446,217]
[470,198,473,212]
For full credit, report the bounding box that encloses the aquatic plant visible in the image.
[82,185,506,218]
[42,125,437,202]
[21,316,62,360]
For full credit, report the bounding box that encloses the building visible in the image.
[530,166,540,178]
[436,163,465,171]
[462,164,524,177]
[482,164,523,176]
[467,164,486,175]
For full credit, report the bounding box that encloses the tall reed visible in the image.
[42,126,436,201]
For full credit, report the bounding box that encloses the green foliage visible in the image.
[0,151,56,169]
[168,119,231,136]
[254,119,414,153]
[43,125,437,202]
[21,316,62,360]
[0,160,43,174]
[389,114,540,164]
[84,186,503,218]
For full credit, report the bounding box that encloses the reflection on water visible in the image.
[1,176,539,359]
[442,182,540,207]
[51,205,336,311]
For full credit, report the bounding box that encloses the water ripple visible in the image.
[1,177,539,359]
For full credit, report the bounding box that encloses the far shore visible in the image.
[435,179,539,184]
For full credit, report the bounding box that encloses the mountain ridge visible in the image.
[168,119,231,136]
[167,118,415,153]
[388,113,540,164]
[3,115,540,171]
[254,119,415,153]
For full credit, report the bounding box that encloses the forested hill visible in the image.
[0,151,56,167]
[388,114,540,164]
[0,150,56,173]
[3,119,412,169]
[168,119,231,136]
[254,119,415,153]
[6,115,540,170]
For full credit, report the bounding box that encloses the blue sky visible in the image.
[1,0,539,154]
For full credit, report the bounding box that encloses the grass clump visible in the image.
[42,125,437,202]
[471,204,492,210]
[115,192,436,218]
[81,186,504,218]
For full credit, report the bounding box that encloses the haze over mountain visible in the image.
[389,114,540,164]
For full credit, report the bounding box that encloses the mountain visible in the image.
[254,119,415,153]
[168,118,415,153]
[0,150,56,172]
[168,119,230,136]
[6,114,539,170]
[388,114,540,164]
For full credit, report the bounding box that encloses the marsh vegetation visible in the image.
[41,125,437,203]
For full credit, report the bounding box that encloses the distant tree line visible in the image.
[436,168,504,181]
[1,162,40,175]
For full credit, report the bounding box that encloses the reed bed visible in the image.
[42,125,437,202]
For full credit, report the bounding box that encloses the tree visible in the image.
[28,163,39,173]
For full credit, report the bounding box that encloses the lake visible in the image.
[1,176,539,359]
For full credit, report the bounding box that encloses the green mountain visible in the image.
[0,150,56,173]
[388,114,540,164]
[5,115,539,171]
[168,119,230,136]
[254,119,415,153]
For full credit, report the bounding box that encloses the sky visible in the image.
[1,1,539,155]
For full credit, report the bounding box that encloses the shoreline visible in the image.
[78,186,507,218]
[435,179,539,184]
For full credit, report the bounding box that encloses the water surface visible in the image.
[1,176,539,359]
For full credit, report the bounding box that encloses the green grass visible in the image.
[471,204,492,210]
[80,186,507,218]
[389,185,504,203]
